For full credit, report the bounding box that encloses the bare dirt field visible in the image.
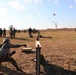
[0,29,76,75]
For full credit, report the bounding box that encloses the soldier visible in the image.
[9,28,13,38]
[13,28,16,38]
[0,28,2,37]
[3,28,6,37]
[28,27,33,38]
[0,38,27,72]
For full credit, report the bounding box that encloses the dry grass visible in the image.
[0,29,76,75]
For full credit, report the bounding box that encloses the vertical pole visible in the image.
[36,46,41,75]
[36,37,41,75]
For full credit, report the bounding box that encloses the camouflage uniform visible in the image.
[0,38,26,71]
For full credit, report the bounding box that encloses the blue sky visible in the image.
[0,0,76,29]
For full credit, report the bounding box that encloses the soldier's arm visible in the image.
[9,43,27,48]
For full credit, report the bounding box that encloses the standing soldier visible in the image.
[0,28,2,37]
[3,28,6,37]
[28,27,33,38]
[9,28,13,39]
[13,28,16,38]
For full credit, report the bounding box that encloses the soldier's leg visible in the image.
[7,57,23,71]
[0,62,2,66]
[0,59,2,68]
[0,56,4,65]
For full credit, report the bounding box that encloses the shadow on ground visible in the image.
[0,66,33,75]
[40,55,76,75]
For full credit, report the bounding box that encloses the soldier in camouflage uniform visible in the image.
[0,38,27,72]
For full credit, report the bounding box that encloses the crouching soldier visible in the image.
[0,38,27,72]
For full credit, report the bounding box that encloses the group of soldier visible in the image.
[28,27,40,38]
[0,28,6,37]
[0,28,16,39]
[9,28,16,39]
[0,27,40,39]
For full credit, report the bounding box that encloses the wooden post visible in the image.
[36,37,41,75]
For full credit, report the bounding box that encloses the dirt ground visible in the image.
[0,29,76,75]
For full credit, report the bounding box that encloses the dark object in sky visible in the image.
[53,14,56,16]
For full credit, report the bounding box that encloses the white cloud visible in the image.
[26,15,32,20]
[23,0,43,4]
[47,0,50,2]
[37,12,44,17]
[74,0,76,2]
[0,8,8,17]
[53,0,59,4]
[37,13,40,16]
[69,5,73,9]
[8,1,27,10]
[33,7,37,11]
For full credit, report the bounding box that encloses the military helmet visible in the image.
[3,38,10,43]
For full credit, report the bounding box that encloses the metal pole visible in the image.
[36,46,41,75]
[36,37,41,75]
